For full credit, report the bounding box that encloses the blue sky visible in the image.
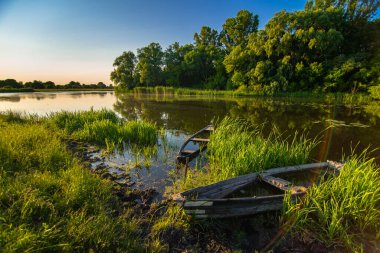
[0,0,364,84]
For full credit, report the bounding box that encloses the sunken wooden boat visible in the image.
[173,161,343,219]
[176,125,214,164]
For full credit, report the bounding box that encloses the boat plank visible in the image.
[180,162,328,199]
[184,193,303,218]
[190,137,210,142]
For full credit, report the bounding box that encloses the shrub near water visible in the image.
[283,155,380,251]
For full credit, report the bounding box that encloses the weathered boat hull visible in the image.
[174,161,343,219]
[176,125,214,164]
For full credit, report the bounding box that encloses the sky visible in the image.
[0,0,323,84]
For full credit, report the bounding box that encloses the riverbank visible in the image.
[119,86,374,105]
[0,110,378,252]
[0,88,113,93]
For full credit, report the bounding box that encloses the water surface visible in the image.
[1,91,379,193]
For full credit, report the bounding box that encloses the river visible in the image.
[1,91,379,193]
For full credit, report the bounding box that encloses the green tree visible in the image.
[220,10,259,51]
[185,26,227,88]
[163,42,194,86]
[110,51,137,89]
[0,79,22,89]
[65,81,82,89]
[136,43,164,86]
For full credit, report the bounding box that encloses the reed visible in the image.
[283,153,380,251]
[49,110,158,147]
[48,109,119,134]
[127,86,374,105]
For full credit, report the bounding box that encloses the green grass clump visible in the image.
[176,117,316,191]
[207,117,316,181]
[283,154,380,251]
[49,110,157,147]
[73,119,157,147]
[0,112,143,252]
[49,109,119,134]
[0,122,70,173]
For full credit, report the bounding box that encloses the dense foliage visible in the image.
[111,0,379,93]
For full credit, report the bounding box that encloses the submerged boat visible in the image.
[174,161,343,218]
[176,125,214,164]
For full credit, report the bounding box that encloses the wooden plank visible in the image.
[260,175,292,191]
[261,162,328,177]
[183,193,303,218]
[181,150,197,155]
[180,172,257,199]
[260,175,307,194]
[190,137,210,142]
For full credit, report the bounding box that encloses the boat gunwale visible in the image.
[176,125,213,163]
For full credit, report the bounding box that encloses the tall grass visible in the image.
[283,154,380,251]
[0,112,143,252]
[0,122,70,173]
[126,86,374,104]
[175,117,317,191]
[49,109,157,147]
[48,109,119,134]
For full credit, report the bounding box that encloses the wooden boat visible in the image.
[173,161,343,219]
[176,125,214,164]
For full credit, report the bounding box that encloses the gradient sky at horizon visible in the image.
[0,0,374,85]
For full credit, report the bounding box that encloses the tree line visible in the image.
[111,0,379,93]
[0,79,112,90]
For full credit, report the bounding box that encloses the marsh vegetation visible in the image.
[1,109,378,252]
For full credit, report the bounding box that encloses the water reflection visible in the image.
[0,91,379,163]
[113,94,380,162]
[0,91,115,114]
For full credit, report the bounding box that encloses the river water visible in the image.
[1,91,379,193]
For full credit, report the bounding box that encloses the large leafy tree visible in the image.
[220,10,259,51]
[0,79,22,88]
[136,43,164,86]
[224,0,379,92]
[185,26,227,89]
[110,51,137,89]
[111,0,378,92]
[163,42,194,86]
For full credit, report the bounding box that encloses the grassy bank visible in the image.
[0,88,34,93]
[34,88,114,92]
[0,88,113,93]
[120,86,374,104]
[0,111,148,252]
[283,154,380,251]
[1,111,378,252]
